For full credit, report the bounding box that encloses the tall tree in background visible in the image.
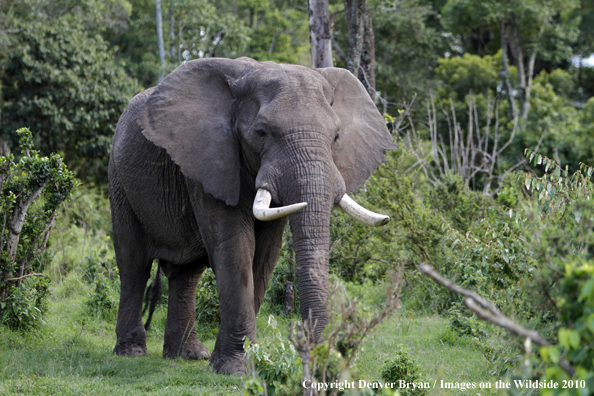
[156,0,166,82]
[307,0,333,68]
[442,0,581,121]
[344,0,375,98]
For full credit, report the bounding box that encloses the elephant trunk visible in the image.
[290,198,332,342]
[283,146,339,343]
[256,130,344,342]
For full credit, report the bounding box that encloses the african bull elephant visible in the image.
[109,57,396,375]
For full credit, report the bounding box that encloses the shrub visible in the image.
[0,21,140,182]
[0,276,50,330]
[195,268,220,325]
[266,226,299,315]
[243,315,302,395]
[85,272,119,321]
[83,250,119,321]
[0,128,75,330]
[381,346,428,396]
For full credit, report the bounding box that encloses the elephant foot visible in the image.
[210,354,248,375]
[114,342,147,357]
[163,339,210,360]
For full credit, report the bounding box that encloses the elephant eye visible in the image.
[256,129,266,138]
[334,133,340,142]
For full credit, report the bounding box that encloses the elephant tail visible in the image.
[143,263,162,331]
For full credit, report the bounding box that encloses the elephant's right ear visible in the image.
[139,58,254,206]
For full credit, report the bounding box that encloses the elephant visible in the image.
[108,56,396,375]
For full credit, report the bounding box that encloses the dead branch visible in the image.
[288,320,317,396]
[418,264,575,377]
[5,273,44,282]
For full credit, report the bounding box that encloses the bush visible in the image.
[83,250,119,321]
[0,128,75,330]
[85,272,119,321]
[266,227,299,316]
[243,315,302,395]
[0,21,140,182]
[0,276,50,330]
[381,346,428,396]
[195,268,220,325]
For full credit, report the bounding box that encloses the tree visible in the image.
[442,0,581,120]
[0,20,140,182]
[307,0,334,68]
[344,0,375,97]
[156,0,166,82]
[0,128,75,329]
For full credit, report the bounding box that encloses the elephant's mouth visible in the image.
[252,188,389,226]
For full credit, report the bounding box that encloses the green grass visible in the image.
[353,312,502,395]
[0,273,242,395]
[0,274,504,395]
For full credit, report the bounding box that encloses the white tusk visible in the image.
[253,189,307,221]
[338,194,390,227]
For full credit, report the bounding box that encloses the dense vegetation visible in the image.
[1,0,594,394]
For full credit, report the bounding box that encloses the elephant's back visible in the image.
[109,88,205,264]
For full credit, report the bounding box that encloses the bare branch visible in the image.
[419,264,575,377]
[5,273,44,282]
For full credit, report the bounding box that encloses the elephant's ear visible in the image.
[315,68,397,194]
[139,58,254,206]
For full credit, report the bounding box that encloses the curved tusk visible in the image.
[338,194,390,227]
[253,189,307,221]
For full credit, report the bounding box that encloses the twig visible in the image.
[5,273,44,282]
[418,264,575,377]
[288,320,317,396]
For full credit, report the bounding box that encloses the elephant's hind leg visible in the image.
[162,260,210,360]
[113,240,152,356]
[111,181,153,357]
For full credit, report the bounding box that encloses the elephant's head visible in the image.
[139,57,396,341]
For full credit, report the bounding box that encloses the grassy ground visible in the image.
[0,272,505,396]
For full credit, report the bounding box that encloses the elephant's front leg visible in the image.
[162,260,211,360]
[209,233,256,375]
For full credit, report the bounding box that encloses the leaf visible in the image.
[558,329,580,349]
[587,313,594,334]
[579,278,594,302]
[574,210,582,224]
[569,330,580,349]
[541,346,560,363]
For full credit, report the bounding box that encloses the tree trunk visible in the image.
[499,20,518,121]
[169,0,175,59]
[344,0,364,76]
[344,0,375,99]
[156,0,166,83]
[359,4,376,99]
[307,0,334,68]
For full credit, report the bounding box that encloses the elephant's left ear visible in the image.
[315,67,397,194]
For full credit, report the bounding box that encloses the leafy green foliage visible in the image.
[83,250,119,321]
[243,315,302,395]
[265,227,299,315]
[195,268,220,325]
[0,276,50,330]
[381,345,428,396]
[0,128,75,330]
[0,21,140,182]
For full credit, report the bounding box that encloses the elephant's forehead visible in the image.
[252,63,328,94]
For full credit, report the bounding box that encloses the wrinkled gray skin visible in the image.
[109,57,396,375]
